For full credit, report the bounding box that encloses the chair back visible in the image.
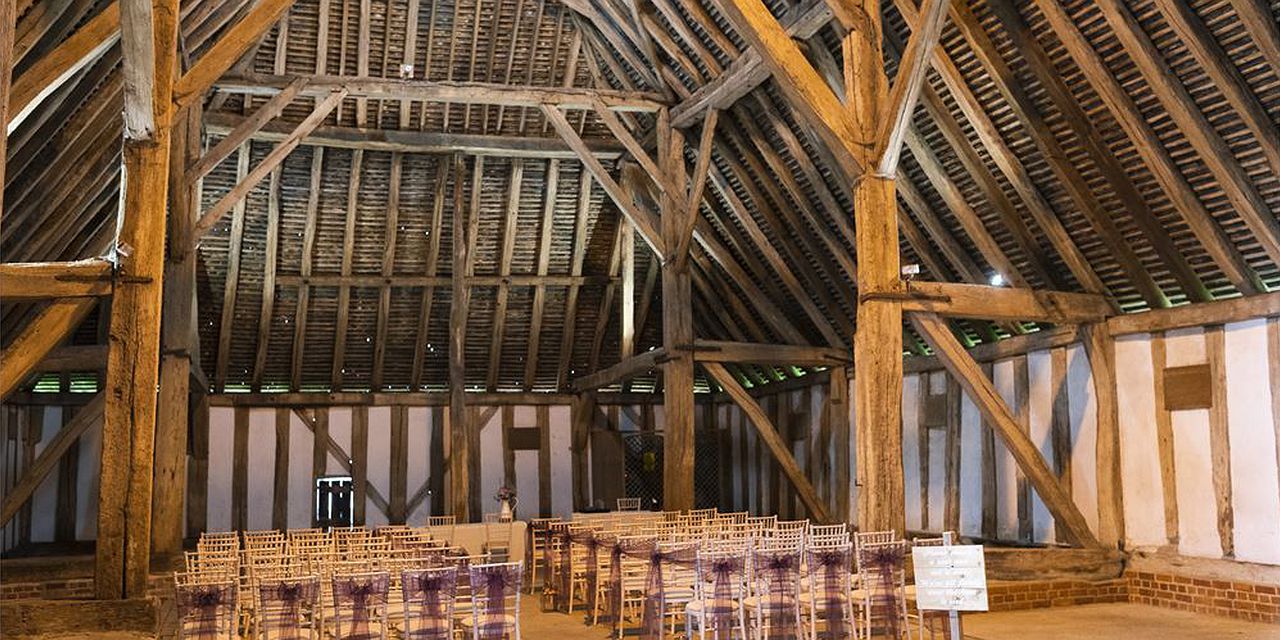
[806,544,855,640]
[256,576,322,640]
[856,540,911,640]
[401,566,458,640]
[694,549,748,636]
[751,547,803,637]
[331,571,391,640]
[467,562,524,639]
[616,497,641,511]
[175,579,238,640]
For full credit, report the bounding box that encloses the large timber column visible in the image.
[97,0,180,598]
[659,116,696,511]
[848,0,906,534]
[450,154,474,522]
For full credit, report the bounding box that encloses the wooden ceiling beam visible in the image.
[1107,292,1280,337]
[669,0,832,128]
[875,0,946,176]
[571,347,668,391]
[213,144,249,391]
[0,258,113,299]
[524,159,559,391]
[409,159,450,391]
[1026,0,1269,293]
[693,340,849,366]
[6,0,118,133]
[190,77,307,179]
[171,0,296,108]
[289,148,323,391]
[556,171,596,390]
[214,72,668,111]
[370,153,403,391]
[910,311,1099,547]
[329,148,364,391]
[487,159,524,391]
[673,109,718,271]
[899,281,1113,325]
[704,361,833,523]
[192,89,346,244]
[0,298,97,400]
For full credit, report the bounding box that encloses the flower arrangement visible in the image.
[494,486,517,503]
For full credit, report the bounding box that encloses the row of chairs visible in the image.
[175,524,521,639]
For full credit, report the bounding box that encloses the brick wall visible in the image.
[1127,570,1280,625]
[986,578,1130,611]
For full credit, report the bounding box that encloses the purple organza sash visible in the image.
[571,528,600,613]
[808,546,853,640]
[176,581,236,640]
[755,548,802,637]
[332,572,390,640]
[641,542,699,640]
[858,542,909,640]
[402,567,457,639]
[468,563,522,639]
[605,536,653,633]
[258,577,320,639]
[701,554,747,635]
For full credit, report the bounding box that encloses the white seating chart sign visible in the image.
[911,544,989,611]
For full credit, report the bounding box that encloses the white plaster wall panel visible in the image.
[1163,328,1220,557]
[406,408,431,524]
[1114,334,1165,549]
[478,409,504,509]
[1224,320,1280,564]
[958,390,983,537]
[927,427,946,531]
[1025,350,1056,542]
[903,374,923,531]
[992,360,1019,540]
[327,408,353,474]
[29,407,63,542]
[76,412,102,540]
[288,411,315,529]
[550,406,573,518]
[365,407,391,528]
[1066,344,1099,534]
[206,407,234,532]
[246,410,277,531]
[514,449,539,518]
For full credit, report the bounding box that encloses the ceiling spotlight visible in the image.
[989,273,1006,287]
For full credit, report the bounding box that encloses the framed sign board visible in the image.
[911,545,989,612]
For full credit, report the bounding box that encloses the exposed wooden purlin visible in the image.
[704,159,846,348]
[672,109,718,271]
[193,90,346,243]
[250,166,284,390]
[557,172,595,390]
[487,159,524,391]
[203,111,627,159]
[212,145,249,391]
[704,362,833,522]
[910,312,1099,547]
[692,340,849,366]
[276,274,616,288]
[1226,0,1280,79]
[900,281,1112,324]
[410,160,449,391]
[571,348,669,391]
[97,0,178,598]
[891,0,1169,305]
[718,109,859,335]
[289,148,323,390]
[1087,0,1280,269]
[171,0,296,108]
[0,393,101,525]
[902,128,1026,288]
[0,299,98,401]
[542,105,664,256]
[330,148,364,391]
[0,259,113,299]
[370,154,403,390]
[191,77,308,179]
[216,73,668,111]
[1106,292,1280,337]
[7,0,118,133]
[669,0,832,127]
[1024,0,1268,294]
[875,0,946,176]
[524,159,559,390]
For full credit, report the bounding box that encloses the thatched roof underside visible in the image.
[3,0,1278,394]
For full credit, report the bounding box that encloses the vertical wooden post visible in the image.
[1082,323,1124,548]
[571,391,596,510]
[97,0,179,599]
[847,0,906,534]
[829,366,851,521]
[449,155,472,522]
[620,219,636,359]
[659,112,696,511]
[153,102,201,561]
